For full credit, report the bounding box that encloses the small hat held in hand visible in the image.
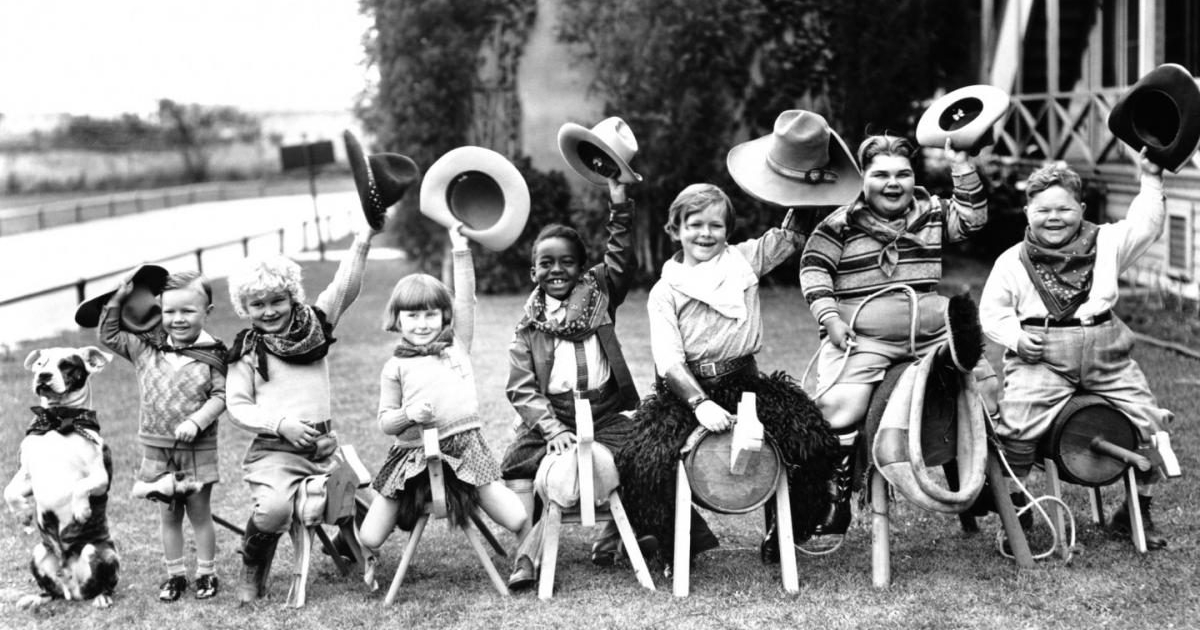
[557,117,644,186]
[915,84,1010,153]
[419,146,530,251]
[727,110,862,209]
[344,130,421,231]
[74,264,170,332]
[1107,63,1200,173]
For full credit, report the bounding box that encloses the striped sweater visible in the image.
[800,166,987,324]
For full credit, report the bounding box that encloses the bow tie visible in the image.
[28,406,101,442]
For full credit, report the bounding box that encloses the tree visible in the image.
[157,99,262,183]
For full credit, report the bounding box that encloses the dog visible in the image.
[3,346,120,609]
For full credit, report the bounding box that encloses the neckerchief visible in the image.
[393,327,456,358]
[28,406,101,444]
[145,330,230,376]
[848,193,935,277]
[519,272,610,342]
[661,246,756,321]
[1019,222,1100,320]
[227,304,335,381]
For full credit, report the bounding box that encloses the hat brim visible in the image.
[726,129,862,209]
[1108,63,1200,173]
[419,146,530,252]
[916,85,1011,151]
[74,264,169,331]
[557,123,643,186]
[344,131,386,230]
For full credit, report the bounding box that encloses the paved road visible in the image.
[0,191,358,348]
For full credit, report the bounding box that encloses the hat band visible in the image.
[766,153,839,184]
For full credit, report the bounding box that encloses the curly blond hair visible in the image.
[227,255,306,318]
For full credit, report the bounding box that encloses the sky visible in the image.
[0,0,374,117]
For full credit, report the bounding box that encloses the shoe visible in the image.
[158,575,188,602]
[363,554,379,592]
[590,533,620,567]
[237,520,280,605]
[760,502,779,564]
[798,443,855,555]
[506,556,536,592]
[194,574,219,600]
[1109,496,1168,550]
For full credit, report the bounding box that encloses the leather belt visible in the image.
[307,419,332,435]
[687,355,756,379]
[1021,310,1112,328]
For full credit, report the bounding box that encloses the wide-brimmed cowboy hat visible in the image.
[727,110,862,209]
[344,130,421,231]
[74,264,170,331]
[557,117,644,186]
[1107,63,1200,173]
[419,146,530,251]
[916,84,1010,152]
[535,443,621,508]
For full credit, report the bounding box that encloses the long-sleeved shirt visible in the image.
[980,174,1165,351]
[800,166,987,325]
[99,309,225,449]
[225,234,370,437]
[649,227,801,374]
[376,249,482,447]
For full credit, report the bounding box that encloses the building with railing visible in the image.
[979,0,1199,299]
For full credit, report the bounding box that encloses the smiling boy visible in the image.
[979,152,1175,549]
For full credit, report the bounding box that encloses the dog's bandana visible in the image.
[28,406,102,445]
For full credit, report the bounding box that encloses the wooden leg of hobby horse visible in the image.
[870,471,890,589]
[384,514,428,605]
[537,504,563,601]
[775,474,798,594]
[609,493,655,591]
[987,452,1034,568]
[673,461,692,598]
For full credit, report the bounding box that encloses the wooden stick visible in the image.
[384,514,428,605]
[673,461,691,598]
[775,473,798,594]
[870,471,891,589]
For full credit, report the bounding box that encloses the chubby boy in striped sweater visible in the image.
[798,134,998,552]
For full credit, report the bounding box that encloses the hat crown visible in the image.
[588,117,638,161]
[767,110,834,174]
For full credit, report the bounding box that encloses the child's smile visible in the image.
[530,237,582,300]
[245,290,293,334]
[679,203,729,266]
[863,154,915,219]
[398,309,444,346]
[160,286,211,346]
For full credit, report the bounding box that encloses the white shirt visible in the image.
[980,175,1165,351]
[543,294,611,394]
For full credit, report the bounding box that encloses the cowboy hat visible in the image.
[419,146,530,251]
[535,443,621,508]
[915,84,1010,152]
[344,130,421,231]
[1107,63,1200,173]
[74,264,170,331]
[727,110,862,209]
[557,117,643,186]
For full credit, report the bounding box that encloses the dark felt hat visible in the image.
[344,130,421,230]
[1107,63,1200,173]
[74,264,170,331]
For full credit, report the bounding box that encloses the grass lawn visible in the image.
[1,255,1197,630]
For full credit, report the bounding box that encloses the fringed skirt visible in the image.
[615,370,837,560]
[372,428,501,530]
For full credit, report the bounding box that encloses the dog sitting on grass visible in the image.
[3,346,120,609]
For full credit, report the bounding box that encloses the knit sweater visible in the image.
[99,305,225,450]
[800,166,987,324]
[225,235,369,441]
[377,249,482,447]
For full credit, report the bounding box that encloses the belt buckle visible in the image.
[1079,315,1094,326]
[697,362,718,378]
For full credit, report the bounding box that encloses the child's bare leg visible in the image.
[358,495,402,551]
[160,500,186,566]
[477,481,527,533]
[185,486,216,570]
[818,383,873,431]
[504,478,535,540]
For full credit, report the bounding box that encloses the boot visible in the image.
[798,443,855,555]
[760,501,779,564]
[1109,495,1167,550]
[237,519,281,605]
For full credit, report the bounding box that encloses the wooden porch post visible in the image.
[1137,0,1156,75]
[981,0,994,83]
[1046,0,1060,158]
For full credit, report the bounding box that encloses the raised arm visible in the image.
[942,157,988,243]
[1114,153,1166,270]
[448,224,475,351]
[600,180,637,308]
[314,230,373,328]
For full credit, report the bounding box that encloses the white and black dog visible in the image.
[4,346,120,609]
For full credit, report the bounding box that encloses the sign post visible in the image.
[280,139,335,260]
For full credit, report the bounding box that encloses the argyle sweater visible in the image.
[800,166,987,324]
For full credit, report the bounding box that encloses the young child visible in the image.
[979,152,1174,549]
[798,134,996,552]
[616,183,835,564]
[100,269,227,601]
[358,223,526,588]
[500,179,647,590]
[224,223,377,604]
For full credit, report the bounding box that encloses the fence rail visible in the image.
[0,216,331,311]
[0,177,352,237]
